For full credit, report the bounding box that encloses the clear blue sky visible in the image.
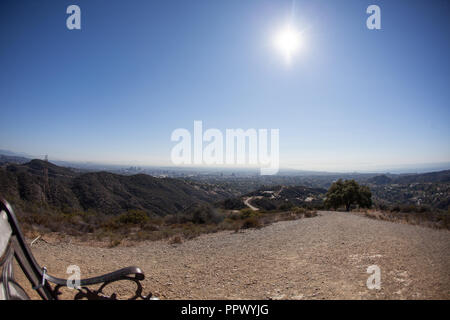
[0,0,449,171]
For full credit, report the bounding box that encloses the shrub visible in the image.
[184,204,224,224]
[292,207,306,214]
[169,235,183,245]
[142,223,160,232]
[304,210,317,218]
[116,210,149,225]
[240,208,255,218]
[241,216,261,229]
[108,233,123,248]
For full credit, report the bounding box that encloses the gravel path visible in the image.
[23,211,450,299]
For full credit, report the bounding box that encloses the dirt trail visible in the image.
[22,211,450,299]
[243,196,261,211]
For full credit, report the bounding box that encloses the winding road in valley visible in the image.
[243,196,261,211]
[243,186,285,211]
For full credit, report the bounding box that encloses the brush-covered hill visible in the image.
[235,185,327,211]
[367,170,450,185]
[395,170,450,184]
[0,160,234,216]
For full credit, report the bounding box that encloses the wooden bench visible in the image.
[0,199,151,300]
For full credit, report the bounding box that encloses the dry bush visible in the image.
[168,235,183,245]
[304,210,317,218]
[241,216,262,229]
[14,201,320,245]
[108,235,123,248]
[292,207,307,214]
[358,209,450,230]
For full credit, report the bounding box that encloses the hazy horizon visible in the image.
[1,147,449,175]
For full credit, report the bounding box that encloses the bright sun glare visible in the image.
[273,24,303,65]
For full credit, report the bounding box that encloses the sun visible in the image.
[273,24,303,65]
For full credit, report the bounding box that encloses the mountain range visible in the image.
[0,159,235,216]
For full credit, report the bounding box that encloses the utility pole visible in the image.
[43,155,49,200]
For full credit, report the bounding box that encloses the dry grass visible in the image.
[354,209,450,230]
[16,205,318,246]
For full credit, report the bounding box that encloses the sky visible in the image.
[0,0,449,172]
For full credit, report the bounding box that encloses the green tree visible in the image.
[325,179,372,211]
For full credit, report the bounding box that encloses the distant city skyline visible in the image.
[1,0,449,172]
[1,148,449,174]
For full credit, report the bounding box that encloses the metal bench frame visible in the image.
[0,198,151,300]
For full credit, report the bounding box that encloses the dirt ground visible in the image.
[18,211,450,299]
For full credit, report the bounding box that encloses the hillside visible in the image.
[0,154,30,165]
[0,160,234,216]
[368,170,450,185]
[395,170,450,184]
[365,171,450,210]
[241,185,327,211]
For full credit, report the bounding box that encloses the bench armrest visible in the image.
[45,266,145,286]
[44,266,151,300]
